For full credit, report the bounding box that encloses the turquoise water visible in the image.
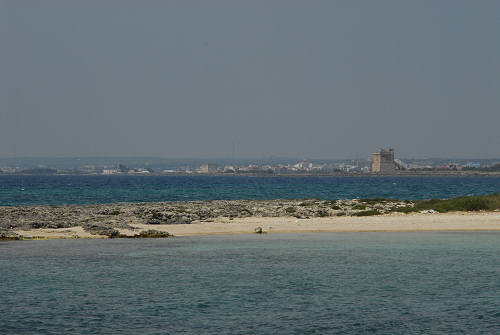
[1,233,500,334]
[1,175,500,205]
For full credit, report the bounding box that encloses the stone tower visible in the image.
[372,148,396,173]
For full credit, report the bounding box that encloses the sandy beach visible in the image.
[12,212,500,239]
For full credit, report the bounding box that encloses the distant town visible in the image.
[1,149,500,176]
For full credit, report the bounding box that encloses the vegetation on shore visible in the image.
[383,193,500,214]
[351,209,383,216]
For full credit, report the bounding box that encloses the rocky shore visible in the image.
[0,198,412,239]
[2,195,499,239]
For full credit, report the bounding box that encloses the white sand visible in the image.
[13,212,500,239]
[129,212,500,236]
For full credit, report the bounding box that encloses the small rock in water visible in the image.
[254,227,264,234]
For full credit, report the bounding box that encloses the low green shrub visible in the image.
[413,194,500,213]
[317,210,329,217]
[133,230,171,238]
[150,210,163,220]
[389,206,417,213]
[351,209,382,216]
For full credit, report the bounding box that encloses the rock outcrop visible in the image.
[0,199,413,237]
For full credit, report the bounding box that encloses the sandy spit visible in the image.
[12,212,500,239]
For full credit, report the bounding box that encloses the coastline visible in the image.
[3,196,500,240]
[4,170,500,177]
[10,212,500,239]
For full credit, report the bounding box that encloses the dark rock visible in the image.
[82,223,119,237]
[133,230,171,238]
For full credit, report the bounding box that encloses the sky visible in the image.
[1,0,499,159]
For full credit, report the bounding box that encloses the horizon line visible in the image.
[1,155,500,161]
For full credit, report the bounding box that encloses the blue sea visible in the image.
[2,176,500,334]
[1,233,500,334]
[1,175,500,205]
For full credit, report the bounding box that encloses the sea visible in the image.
[2,175,500,334]
[1,175,500,206]
[1,233,500,334]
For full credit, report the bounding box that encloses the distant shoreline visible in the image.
[2,171,500,177]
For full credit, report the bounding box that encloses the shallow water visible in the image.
[1,175,500,205]
[1,232,500,334]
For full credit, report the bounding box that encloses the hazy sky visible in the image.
[2,0,499,159]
